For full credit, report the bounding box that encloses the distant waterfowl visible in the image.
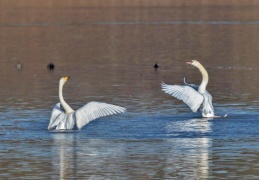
[15,61,22,69]
[47,63,55,70]
[154,63,159,69]
[48,76,126,131]
[162,60,220,118]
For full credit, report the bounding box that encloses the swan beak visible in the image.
[186,61,192,64]
[64,76,70,81]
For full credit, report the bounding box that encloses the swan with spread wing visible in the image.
[161,60,219,118]
[48,76,126,131]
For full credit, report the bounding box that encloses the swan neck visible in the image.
[197,63,209,93]
[59,81,74,113]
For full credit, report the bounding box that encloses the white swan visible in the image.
[161,60,216,117]
[48,76,126,131]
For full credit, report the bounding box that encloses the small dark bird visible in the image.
[47,63,55,70]
[154,63,159,69]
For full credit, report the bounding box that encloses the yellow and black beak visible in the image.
[64,76,70,81]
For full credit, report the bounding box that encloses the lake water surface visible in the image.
[0,1,259,179]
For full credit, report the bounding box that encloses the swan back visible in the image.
[201,92,214,117]
[48,103,76,130]
[48,103,63,130]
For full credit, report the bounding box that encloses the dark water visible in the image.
[1,1,259,179]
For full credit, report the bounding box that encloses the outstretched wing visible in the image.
[48,103,64,130]
[75,102,126,129]
[161,82,204,112]
[183,77,199,91]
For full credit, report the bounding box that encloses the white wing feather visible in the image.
[48,103,64,130]
[161,82,204,112]
[75,102,126,129]
[183,77,199,91]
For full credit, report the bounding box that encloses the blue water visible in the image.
[1,101,259,179]
[1,62,259,179]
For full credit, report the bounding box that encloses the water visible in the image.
[1,1,259,179]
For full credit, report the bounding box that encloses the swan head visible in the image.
[186,60,200,67]
[60,76,70,86]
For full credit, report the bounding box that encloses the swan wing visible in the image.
[183,77,199,91]
[161,82,204,112]
[48,103,64,130]
[75,102,126,129]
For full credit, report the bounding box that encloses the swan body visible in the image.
[161,60,215,117]
[48,77,126,131]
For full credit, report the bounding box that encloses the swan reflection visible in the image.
[50,118,212,179]
[166,117,212,134]
[51,133,125,179]
[51,133,78,179]
[165,118,212,179]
